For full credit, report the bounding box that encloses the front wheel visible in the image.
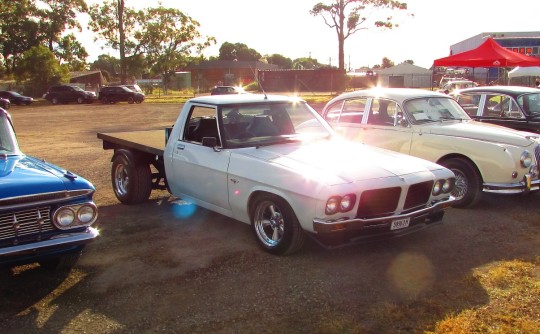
[111,151,152,204]
[40,249,82,271]
[251,194,305,255]
[51,97,59,105]
[127,97,135,104]
[77,97,84,104]
[441,158,481,208]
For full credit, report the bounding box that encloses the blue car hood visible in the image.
[0,154,94,198]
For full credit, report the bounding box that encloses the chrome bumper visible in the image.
[0,227,99,257]
[483,174,540,194]
[313,197,453,235]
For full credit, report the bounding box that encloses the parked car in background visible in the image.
[98,86,145,104]
[122,84,143,93]
[0,97,9,110]
[210,86,247,95]
[43,85,95,104]
[321,88,540,208]
[0,108,99,270]
[0,91,34,105]
[439,79,477,94]
[452,86,540,134]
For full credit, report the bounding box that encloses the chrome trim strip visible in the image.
[0,227,99,256]
[313,197,453,234]
[0,189,94,211]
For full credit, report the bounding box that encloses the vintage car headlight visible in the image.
[520,151,532,168]
[325,194,356,215]
[432,178,455,195]
[53,203,98,229]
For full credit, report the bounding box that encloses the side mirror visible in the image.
[201,136,218,148]
[396,112,409,127]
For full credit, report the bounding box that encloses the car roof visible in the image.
[326,88,448,105]
[455,85,540,95]
[189,94,304,105]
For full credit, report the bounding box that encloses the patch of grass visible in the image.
[428,257,540,334]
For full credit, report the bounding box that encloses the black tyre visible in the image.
[251,194,305,255]
[127,97,135,104]
[101,97,108,104]
[111,151,152,204]
[40,249,82,271]
[77,96,84,104]
[51,97,59,105]
[441,157,481,208]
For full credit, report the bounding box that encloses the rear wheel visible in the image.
[127,97,135,104]
[101,97,108,104]
[441,157,481,208]
[111,151,152,204]
[51,97,59,104]
[251,194,305,255]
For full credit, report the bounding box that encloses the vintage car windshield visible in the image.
[220,101,332,148]
[517,93,540,116]
[404,97,471,123]
[0,111,20,155]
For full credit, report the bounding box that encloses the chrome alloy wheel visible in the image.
[451,168,468,201]
[253,200,285,247]
[114,162,129,197]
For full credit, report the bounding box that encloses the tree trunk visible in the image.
[118,0,126,84]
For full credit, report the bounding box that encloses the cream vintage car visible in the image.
[322,88,540,207]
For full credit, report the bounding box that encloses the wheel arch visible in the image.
[437,153,484,183]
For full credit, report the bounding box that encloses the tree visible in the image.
[0,0,41,75]
[55,34,89,71]
[138,6,215,92]
[292,57,322,70]
[219,42,261,61]
[88,0,140,83]
[14,45,69,92]
[266,54,293,69]
[381,56,394,68]
[310,0,409,72]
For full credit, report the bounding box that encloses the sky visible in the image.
[80,0,540,70]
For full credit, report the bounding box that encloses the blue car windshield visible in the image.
[0,111,20,155]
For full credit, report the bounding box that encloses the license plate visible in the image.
[390,217,410,230]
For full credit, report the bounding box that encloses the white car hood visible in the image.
[239,138,443,185]
[423,120,538,147]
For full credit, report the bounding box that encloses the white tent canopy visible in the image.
[508,66,540,78]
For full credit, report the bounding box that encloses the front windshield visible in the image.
[517,93,540,116]
[0,111,20,155]
[404,97,471,123]
[220,101,332,147]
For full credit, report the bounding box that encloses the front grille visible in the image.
[357,187,401,219]
[0,207,55,244]
[404,181,433,210]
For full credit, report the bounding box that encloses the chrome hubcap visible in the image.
[114,163,129,196]
[254,201,284,247]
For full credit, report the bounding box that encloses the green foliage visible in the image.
[292,57,322,69]
[266,54,293,69]
[310,0,410,71]
[14,45,69,92]
[219,42,261,61]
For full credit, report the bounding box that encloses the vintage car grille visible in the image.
[0,207,55,244]
[357,187,401,219]
[357,181,434,219]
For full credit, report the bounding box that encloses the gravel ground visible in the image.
[1,101,539,333]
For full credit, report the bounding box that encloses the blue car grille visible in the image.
[0,207,55,245]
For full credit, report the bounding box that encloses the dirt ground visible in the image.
[1,101,539,333]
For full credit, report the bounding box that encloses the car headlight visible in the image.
[325,194,356,215]
[432,178,455,196]
[521,151,532,168]
[432,180,442,196]
[53,203,98,229]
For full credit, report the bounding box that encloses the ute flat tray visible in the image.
[97,130,166,156]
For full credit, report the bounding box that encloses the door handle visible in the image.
[176,143,185,150]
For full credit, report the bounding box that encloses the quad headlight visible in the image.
[53,202,98,229]
[325,194,357,215]
[432,178,455,196]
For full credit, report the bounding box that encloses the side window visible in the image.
[485,94,522,118]
[340,98,367,123]
[368,99,399,126]
[183,106,219,145]
[324,101,343,124]
[456,94,481,116]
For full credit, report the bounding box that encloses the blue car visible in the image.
[0,107,99,270]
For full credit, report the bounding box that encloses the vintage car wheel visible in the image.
[251,194,305,255]
[442,157,481,208]
[128,97,135,104]
[40,249,82,271]
[111,151,152,204]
